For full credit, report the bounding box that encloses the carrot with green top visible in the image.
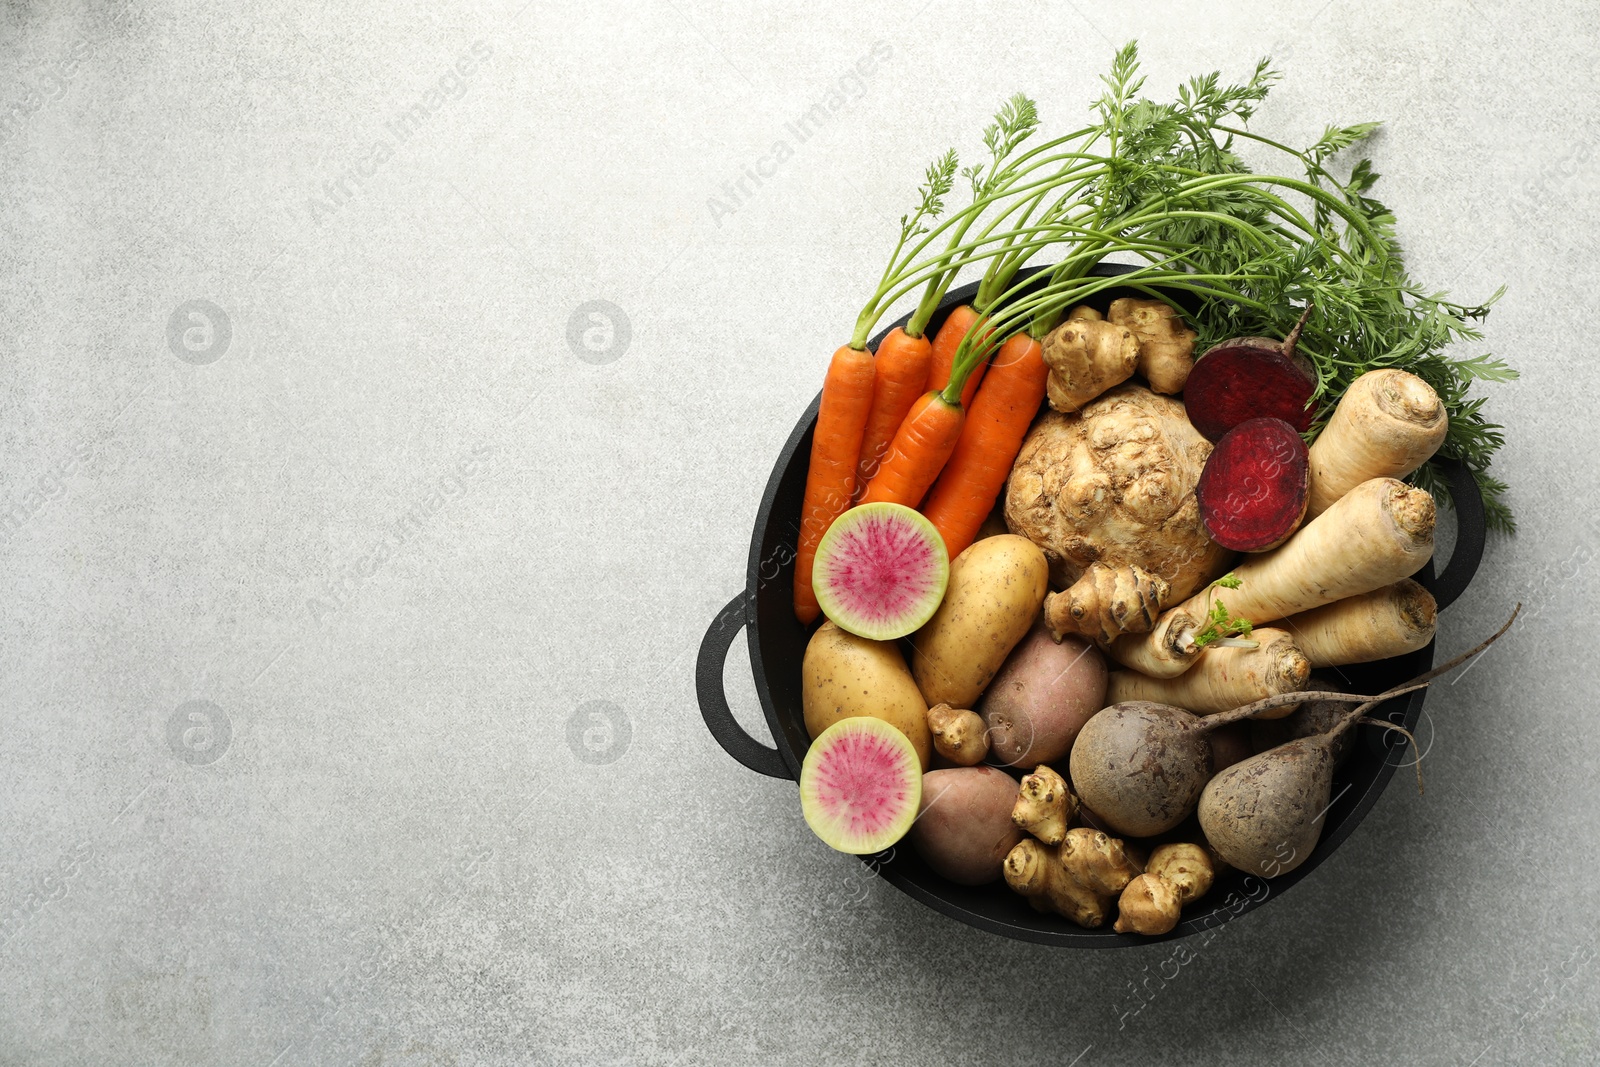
[793,345,879,623]
[854,327,932,495]
[920,330,1048,558]
[859,390,966,509]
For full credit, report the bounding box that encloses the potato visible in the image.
[979,626,1107,767]
[802,621,932,770]
[908,767,1023,885]
[912,535,1049,709]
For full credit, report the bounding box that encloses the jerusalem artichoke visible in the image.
[926,703,990,766]
[1041,305,1138,413]
[1011,764,1075,845]
[1043,562,1170,647]
[1003,828,1143,928]
[1108,297,1197,395]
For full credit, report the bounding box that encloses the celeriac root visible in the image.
[1275,579,1437,667]
[1109,297,1197,395]
[1012,765,1075,845]
[1306,370,1448,518]
[1044,562,1170,647]
[1041,306,1139,413]
[1107,627,1310,717]
[926,703,989,766]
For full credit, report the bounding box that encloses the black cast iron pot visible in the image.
[697,263,1485,946]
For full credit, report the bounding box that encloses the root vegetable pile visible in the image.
[778,42,1518,940]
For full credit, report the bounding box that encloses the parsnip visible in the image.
[1106,628,1309,717]
[1275,579,1437,667]
[1306,370,1448,518]
[1107,605,1205,678]
[1121,478,1434,670]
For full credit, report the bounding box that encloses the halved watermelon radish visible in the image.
[800,716,923,855]
[812,502,948,641]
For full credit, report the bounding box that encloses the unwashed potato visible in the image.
[908,766,1024,885]
[912,535,1049,709]
[803,621,932,770]
[980,625,1108,767]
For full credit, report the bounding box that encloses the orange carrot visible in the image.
[859,391,965,509]
[854,328,933,497]
[921,333,1047,559]
[927,306,990,410]
[793,345,877,624]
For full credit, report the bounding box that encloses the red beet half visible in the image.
[1183,304,1319,441]
[1196,417,1310,552]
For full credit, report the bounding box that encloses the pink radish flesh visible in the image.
[801,717,922,854]
[814,502,948,640]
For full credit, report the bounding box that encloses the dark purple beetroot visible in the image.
[1183,304,1319,441]
[1196,417,1310,552]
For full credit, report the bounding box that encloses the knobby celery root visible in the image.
[1276,579,1437,667]
[1004,828,1143,928]
[1040,305,1138,413]
[1011,764,1076,845]
[1306,370,1448,518]
[1108,297,1197,395]
[1123,477,1435,667]
[1044,562,1170,647]
[1106,628,1310,718]
[1005,384,1233,599]
[926,703,990,766]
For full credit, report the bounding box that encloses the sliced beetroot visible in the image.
[1183,304,1319,441]
[1196,417,1310,552]
[813,502,948,641]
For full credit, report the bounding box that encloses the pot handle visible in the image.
[696,592,793,780]
[1432,457,1486,611]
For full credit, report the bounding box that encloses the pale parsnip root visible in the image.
[1106,627,1310,717]
[1306,370,1448,518]
[1107,605,1205,678]
[1127,477,1435,668]
[1275,579,1437,667]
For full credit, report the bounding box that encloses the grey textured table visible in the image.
[2,2,1596,1064]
